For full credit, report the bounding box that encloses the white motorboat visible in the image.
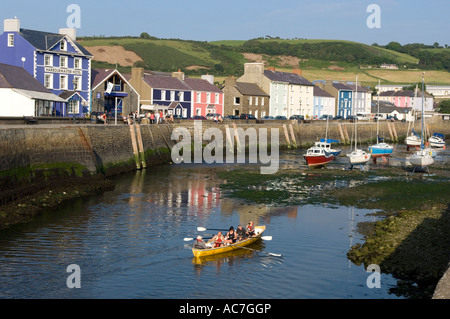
[428,133,445,148]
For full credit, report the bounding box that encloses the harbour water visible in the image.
[0,146,448,299]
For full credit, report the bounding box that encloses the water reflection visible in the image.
[3,145,446,298]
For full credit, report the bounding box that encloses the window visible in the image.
[74,58,81,69]
[68,100,79,114]
[60,56,68,68]
[170,91,175,101]
[7,34,14,47]
[44,55,53,66]
[161,90,166,100]
[234,97,240,105]
[73,76,81,91]
[44,74,53,89]
[261,98,264,106]
[249,97,252,105]
[255,97,258,106]
[60,39,67,51]
[196,92,201,103]
[179,92,184,102]
[215,93,219,104]
[207,93,211,103]
[60,75,68,90]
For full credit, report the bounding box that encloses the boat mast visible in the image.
[377,79,380,139]
[421,72,425,149]
[354,74,358,150]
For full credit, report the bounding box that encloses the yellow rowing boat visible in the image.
[192,225,266,258]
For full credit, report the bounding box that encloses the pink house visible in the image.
[377,90,434,111]
[184,78,224,117]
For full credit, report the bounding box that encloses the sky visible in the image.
[1,0,449,46]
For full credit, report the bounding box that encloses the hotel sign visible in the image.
[45,67,82,75]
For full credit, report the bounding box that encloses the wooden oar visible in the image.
[184,236,272,242]
[229,243,282,257]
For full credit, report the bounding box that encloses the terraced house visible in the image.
[238,63,314,118]
[0,18,92,117]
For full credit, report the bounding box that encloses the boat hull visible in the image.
[347,149,371,165]
[428,136,445,148]
[409,150,434,169]
[192,226,266,258]
[369,143,394,158]
[406,135,422,147]
[304,154,335,167]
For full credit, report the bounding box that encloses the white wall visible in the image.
[0,89,35,116]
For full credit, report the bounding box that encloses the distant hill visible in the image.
[78,36,450,86]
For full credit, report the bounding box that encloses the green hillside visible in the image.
[78,36,450,85]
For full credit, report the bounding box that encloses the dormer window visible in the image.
[60,39,67,51]
[7,34,14,47]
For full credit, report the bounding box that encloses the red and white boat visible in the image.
[303,146,335,168]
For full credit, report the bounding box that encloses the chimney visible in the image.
[4,18,20,32]
[292,69,302,76]
[172,69,185,81]
[224,76,237,87]
[201,74,214,85]
[59,28,77,41]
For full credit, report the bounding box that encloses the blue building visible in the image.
[0,18,92,116]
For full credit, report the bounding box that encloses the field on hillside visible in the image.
[79,37,450,86]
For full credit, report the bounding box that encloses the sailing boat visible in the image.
[314,115,341,156]
[368,80,394,159]
[405,84,422,150]
[347,74,371,166]
[409,73,434,171]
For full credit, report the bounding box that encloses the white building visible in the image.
[0,63,65,117]
[238,63,314,117]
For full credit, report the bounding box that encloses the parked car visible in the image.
[191,115,207,120]
[262,116,275,120]
[275,115,287,120]
[319,114,333,121]
[224,115,239,120]
[333,115,343,120]
[289,115,304,120]
[239,114,256,120]
[173,114,186,119]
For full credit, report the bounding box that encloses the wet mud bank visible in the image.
[216,162,450,299]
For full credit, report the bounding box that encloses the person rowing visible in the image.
[236,225,247,242]
[225,226,237,244]
[246,221,255,237]
[210,231,225,248]
[193,236,207,249]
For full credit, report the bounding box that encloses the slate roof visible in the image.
[143,74,191,91]
[235,82,269,97]
[184,78,222,93]
[332,82,353,91]
[371,100,412,114]
[19,28,92,56]
[346,84,372,93]
[313,86,334,98]
[264,70,314,86]
[0,62,51,93]
[380,90,432,98]
[91,69,116,89]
